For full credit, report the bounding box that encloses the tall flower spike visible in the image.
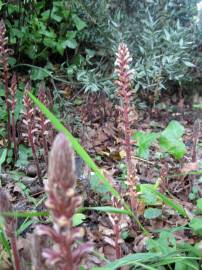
[36,82,51,165]
[35,133,93,270]
[0,188,21,270]
[114,42,137,210]
[23,82,42,181]
[0,20,11,147]
[10,73,18,160]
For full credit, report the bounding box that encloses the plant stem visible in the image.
[10,234,21,270]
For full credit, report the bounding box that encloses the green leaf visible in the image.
[144,187,187,217]
[0,229,11,256]
[144,208,162,219]
[62,39,77,49]
[0,149,7,173]
[51,12,62,22]
[183,61,195,68]
[82,206,130,215]
[138,184,159,205]
[72,213,86,226]
[72,14,87,31]
[189,218,202,236]
[133,131,158,159]
[17,219,35,236]
[92,252,162,270]
[159,121,186,159]
[30,68,49,81]
[196,198,202,211]
[0,211,49,218]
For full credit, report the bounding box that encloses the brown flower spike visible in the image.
[23,82,42,181]
[0,20,12,147]
[36,133,93,270]
[115,42,137,210]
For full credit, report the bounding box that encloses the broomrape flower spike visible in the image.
[36,82,50,165]
[10,73,18,160]
[114,42,137,210]
[35,133,93,270]
[0,20,12,148]
[23,82,42,181]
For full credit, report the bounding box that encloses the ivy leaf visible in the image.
[30,68,49,81]
[159,121,186,159]
[64,39,78,49]
[72,14,87,31]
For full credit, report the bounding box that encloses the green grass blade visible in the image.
[0,229,11,257]
[29,92,148,234]
[0,149,7,173]
[17,219,35,236]
[146,188,187,217]
[92,252,162,270]
[81,206,130,215]
[1,211,49,218]
[29,92,120,199]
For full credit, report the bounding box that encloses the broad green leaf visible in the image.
[159,121,186,159]
[196,198,202,211]
[51,12,62,22]
[62,39,78,49]
[72,14,87,31]
[138,184,159,205]
[144,208,162,219]
[189,218,202,236]
[133,131,158,159]
[72,213,86,226]
[30,68,49,81]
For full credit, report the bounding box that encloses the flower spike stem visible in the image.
[10,73,18,160]
[0,20,11,148]
[115,42,138,210]
[23,83,42,181]
[37,83,50,166]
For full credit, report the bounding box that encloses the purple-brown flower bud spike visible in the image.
[10,73,18,160]
[36,133,93,270]
[23,82,42,181]
[115,42,137,211]
[37,83,50,166]
[0,20,11,148]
